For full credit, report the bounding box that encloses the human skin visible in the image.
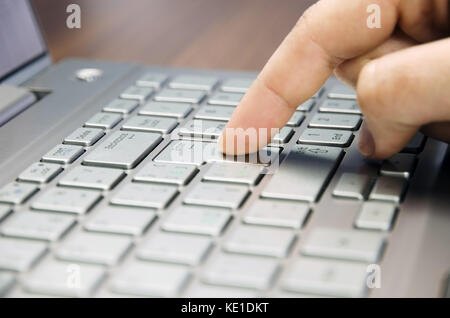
[218,0,450,159]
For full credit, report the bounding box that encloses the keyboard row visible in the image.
[0,224,385,297]
[2,141,412,212]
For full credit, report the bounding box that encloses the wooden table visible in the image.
[32,0,316,71]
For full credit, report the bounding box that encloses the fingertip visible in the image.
[218,125,274,155]
[358,124,375,158]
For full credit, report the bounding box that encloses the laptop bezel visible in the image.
[0,0,52,85]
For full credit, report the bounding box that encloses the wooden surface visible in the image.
[32,0,316,71]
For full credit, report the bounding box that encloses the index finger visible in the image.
[218,0,399,154]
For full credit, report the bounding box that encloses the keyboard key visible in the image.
[24,260,105,297]
[320,99,361,114]
[208,91,243,106]
[187,283,257,298]
[0,211,75,241]
[83,131,162,169]
[281,258,367,297]
[210,148,279,167]
[42,144,84,164]
[0,272,15,296]
[261,145,343,202]
[84,206,156,236]
[155,88,205,103]
[203,162,263,185]
[56,232,132,265]
[85,112,122,129]
[139,101,192,118]
[0,182,38,205]
[136,72,168,88]
[309,113,361,130]
[195,105,234,121]
[169,75,218,91]
[328,83,357,100]
[179,119,227,138]
[0,205,11,221]
[155,139,277,166]
[221,78,254,93]
[380,154,417,179]
[297,99,315,111]
[402,133,426,154]
[110,260,190,297]
[103,99,139,114]
[298,128,353,147]
[110,183,177,209]
[369,176,407,203]
[64,127,105,146]
[133,162,197,185]
[243,199,310,229]
[122,115,177,134]
[31,187,101,214]
[355,201,397,231]
[59,166,125,190]
[120,85,153,101]
[18,162,62,183]
[332,172,371,200]
[201,253,278,290]
[301,228,385,262]
[271,127,294,145]
[137,231,212,265]
[184,182,249,209]
[161,205,231,236]
[0,238,47,271]
[223,225,296,257]
[286,112,305,126]
[154,140,208,165]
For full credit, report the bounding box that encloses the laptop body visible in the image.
[0,0,449,298]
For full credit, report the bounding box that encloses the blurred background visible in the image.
[32,0,316,71]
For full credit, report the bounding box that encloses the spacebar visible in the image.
[83,131,162,169]
[261,145,343,202]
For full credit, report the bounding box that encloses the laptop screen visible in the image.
[0,0,46,81]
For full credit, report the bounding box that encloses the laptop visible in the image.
[0,0,449,298]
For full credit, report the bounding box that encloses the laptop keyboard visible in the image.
[0,71,427,298]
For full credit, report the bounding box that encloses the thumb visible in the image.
[356,38,450,159]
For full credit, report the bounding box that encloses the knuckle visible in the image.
[295,4,316,30]
[358,59,411,122]
[292,3,321,43]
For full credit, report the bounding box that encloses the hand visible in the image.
[218,0,450,159]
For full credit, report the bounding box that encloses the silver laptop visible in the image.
[0,0,449,298]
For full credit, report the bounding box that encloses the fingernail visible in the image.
[358,124,375,157]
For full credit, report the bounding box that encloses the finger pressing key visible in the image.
[218,0,398,154]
